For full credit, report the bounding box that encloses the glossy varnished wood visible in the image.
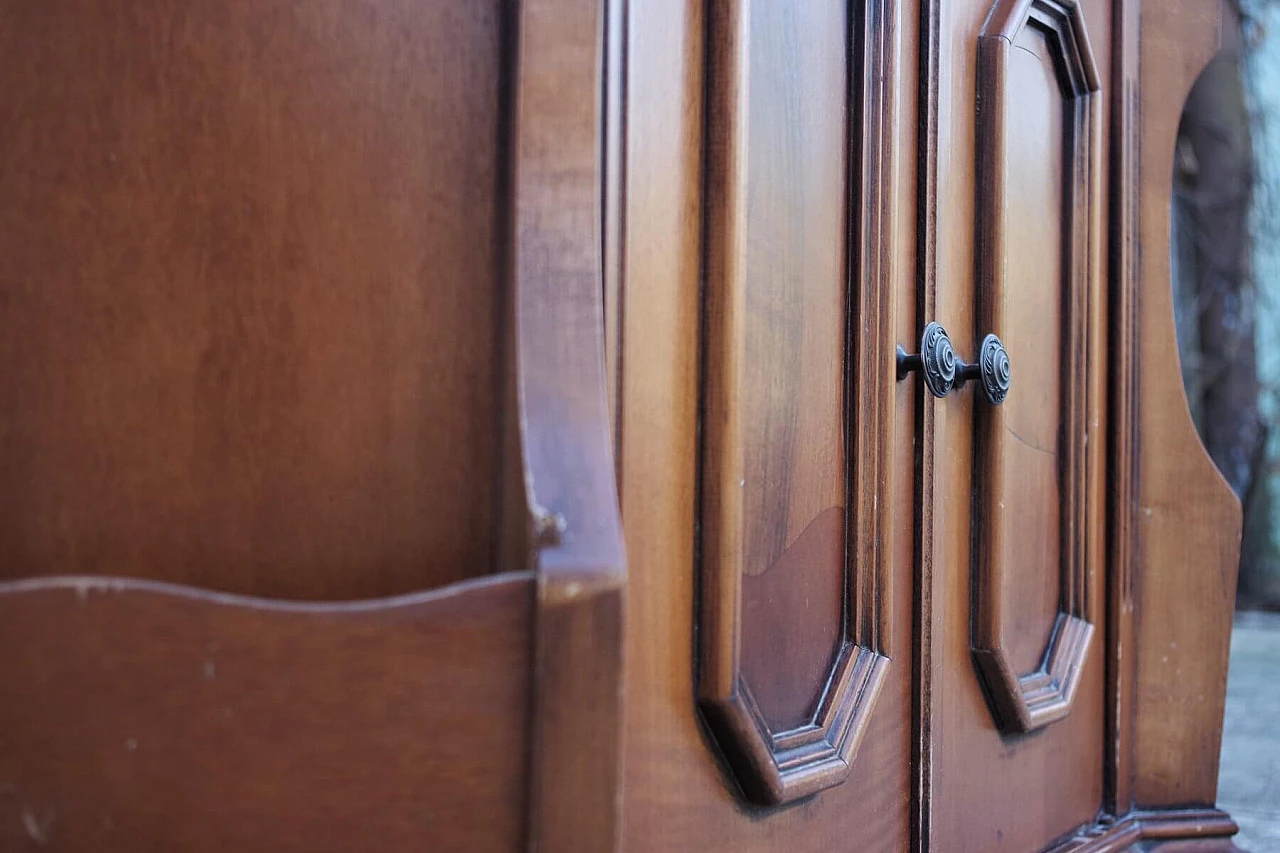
[702,0,851,733]
[0,0,513,600]
[918,0,1112,846]
[970,0,1103,734]
[1105,0,1143,816]
[616,0,1241,844]
[1049,809,1237,852]
[0,574,534,850]
[0,2,628,849]
[696,0,891,805]
[0,0,1247,847]
[619,0,915,844]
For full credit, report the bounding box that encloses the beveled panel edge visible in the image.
[971,0,1102,734]
[973,614,1095,732]
[694,0,898,806]
[701,648,889,805]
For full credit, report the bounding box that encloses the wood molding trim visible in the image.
[513,0,628,848]
[912,0,944,842]
[971,0,1102,734]
[1047,809,1238,852]
[695,0,897,806]
[1104,0,1142,815]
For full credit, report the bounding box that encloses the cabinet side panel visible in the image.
[0,1,511,599]
[1131,0,1242,809]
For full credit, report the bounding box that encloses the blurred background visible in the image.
[1175,2,1280,847]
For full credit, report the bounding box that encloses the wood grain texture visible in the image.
[920,0,1112,845]
[619,0,913,843]
[695,0,894,806]
[0,574,534,851]
[0,0,1241,844]
[512,0,628,848]
[1,3,630,850]
[740,508,846,729]
[1130,0,1243,810]
[971,0,1102,734]
[700,0,848,734]
[0,0,512,600]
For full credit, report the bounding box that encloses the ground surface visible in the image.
[1219,611,1280,851]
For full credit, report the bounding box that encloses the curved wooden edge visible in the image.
[0,573,537,850]
[1128,0,1242,810]
[0,571,535,614]
[699,647,889,805]
[511,0,627,849]
[1046,809,1238,852]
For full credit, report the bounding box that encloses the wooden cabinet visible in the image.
[0,0,1242,850]
[617,0,1241,849]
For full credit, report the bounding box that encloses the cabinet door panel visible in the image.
[697,0,892,807]
[920,0,1111,847]
[971,0,1101,734]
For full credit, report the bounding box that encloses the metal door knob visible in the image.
[896,321,957,398]
[896,322,1010,406]
[966,333,1011,405]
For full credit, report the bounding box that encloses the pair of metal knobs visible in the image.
[896,321,1011,405]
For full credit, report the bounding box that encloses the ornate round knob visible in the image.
[896,321,957,398]
[975,334,1011,405]
[897,325,1010,406]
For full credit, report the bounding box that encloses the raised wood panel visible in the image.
[971,0,1101,733]
[0,0,512,600]
[696,0,892,806]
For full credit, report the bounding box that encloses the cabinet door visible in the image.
[916,0,1110,847]
[617,0,918,847]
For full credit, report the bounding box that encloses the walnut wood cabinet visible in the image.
[0,0,1243,850]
